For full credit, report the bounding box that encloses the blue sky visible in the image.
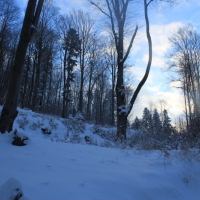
[17,0,200,121]
[127,0,200,120]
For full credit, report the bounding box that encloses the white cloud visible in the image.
[142,54,165,68]
[151,22,184,55]
[126,22,186,121]
[130,86,184,121]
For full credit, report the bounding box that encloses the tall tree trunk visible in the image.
[117,0,152,139]
[78,46,85,113]
[62,49,67,118]
[115,16,126,139]
[111,62,116,126]
[183,78,189,131]
[0,0,44,133]
[29,57,36,108]
[91,0,152,139]
[86,68,93,120]
[21,56,30,108]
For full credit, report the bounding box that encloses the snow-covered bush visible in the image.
[48,117,58,130]
[179,133,200,150]
[115,137,127,149]
[0,178,28,200]
[74,112,85,121]
[30,120,43,130]
[84,135,98,146]
[91,125,102,134]
[91,125,117,141]
[18,110,28,117]
[70,132,82,144]
[17,117,29,130]
[127,130,180,150]
[17,111,29,129]
[100,140,114,148]
[62,115,85,134]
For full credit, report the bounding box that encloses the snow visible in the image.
[118,104,132,115]
[0,177,28,200]
[0,107,200,200]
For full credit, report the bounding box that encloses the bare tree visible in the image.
[168,25,200,134]
[0,0,20,97]
[0,0,44,133]
[68,10,96,114]
[105,40,117,126]
[90,0,153,139]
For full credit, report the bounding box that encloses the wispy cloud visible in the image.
[56,0,92,13]
[131,86,184,120]
[126,22,185,120]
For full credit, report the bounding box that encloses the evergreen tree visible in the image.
[152,109,162,134]
[62,28,81,118]
[141,107,153,132]
[132,116,141,130]
[162,109,172,134]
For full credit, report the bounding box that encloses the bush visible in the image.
[70,132,82,144]
[62,115,85,134]
[17,117,28,130]
[30,120,43,130]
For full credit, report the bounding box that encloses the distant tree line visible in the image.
[168,25,200,137]
[132,107,174,135]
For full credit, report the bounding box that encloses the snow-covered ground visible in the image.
[0,108,200,200]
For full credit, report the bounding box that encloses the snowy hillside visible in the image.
[0,108,200,200]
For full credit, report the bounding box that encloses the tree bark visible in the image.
[0,0,44,133]
[126,0,152,116]
[62,49,67,118]
[78,44,85,113]
[117,0,152,139]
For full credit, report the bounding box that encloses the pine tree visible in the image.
[132,116,141,130]
[141,107,153,132]
[62,28,81,118]
[162,109,172,134]
[152,109,162,134]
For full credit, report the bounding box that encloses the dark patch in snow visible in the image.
[12,130,28,146]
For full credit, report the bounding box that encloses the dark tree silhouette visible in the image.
[90,0,153,139]
[62,28,81,118]
[0,0,44,133]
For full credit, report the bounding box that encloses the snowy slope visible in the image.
[0,108,200,200]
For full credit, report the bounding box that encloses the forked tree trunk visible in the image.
[117,0,152,139]
[0,0,44,133]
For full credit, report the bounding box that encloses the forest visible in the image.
[0,0,200,148]
[0,1,200,199]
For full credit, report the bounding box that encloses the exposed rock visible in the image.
[41,128,52,135]
[12,130,28,146]
[85,135,90,142]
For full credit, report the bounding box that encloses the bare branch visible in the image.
[147,0,154,7]
[90,1,111,18]
[122,0,130,24]
[121,25,138,64]
[105,0,119,52]
[31,0,44,39]
[127,0,152,116]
